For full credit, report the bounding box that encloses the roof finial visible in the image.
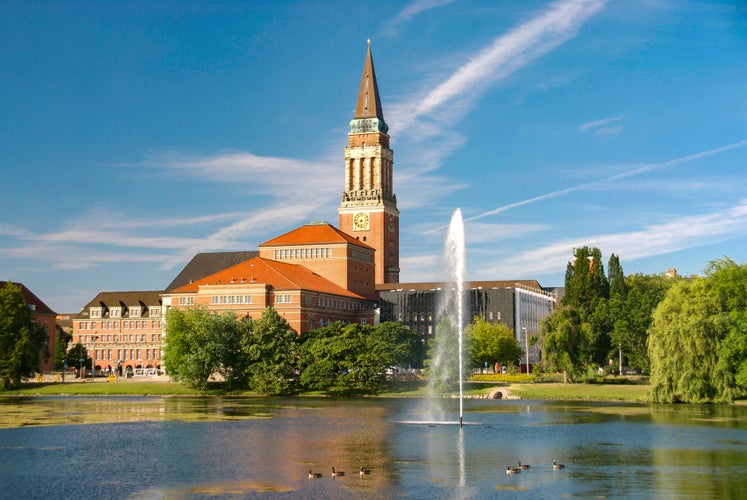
[367,38,371,47]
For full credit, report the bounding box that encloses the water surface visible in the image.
[1,397,745,498]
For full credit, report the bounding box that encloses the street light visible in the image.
[91,335,98,382]
[522,327,529,375]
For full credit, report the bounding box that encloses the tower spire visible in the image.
[353,40,388,131]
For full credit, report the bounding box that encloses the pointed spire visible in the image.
[354,40,385,121]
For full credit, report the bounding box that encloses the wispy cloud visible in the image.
[387,0,608,209]
[578,115,624,132]
[389,0,607,134]
[386,0,456,33]
[485,198,747,278]
[462,139,747,224]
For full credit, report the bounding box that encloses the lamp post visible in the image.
[522,327,529,375]
[91,335,98,382]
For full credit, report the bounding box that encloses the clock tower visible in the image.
[339,40,399,285]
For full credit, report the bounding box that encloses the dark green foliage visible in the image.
[609,273,674,372]
[65,342,89,374]
[241,307,298,395]
[0,283,49,389]
[541,305,586,382]
[297,321,422,395]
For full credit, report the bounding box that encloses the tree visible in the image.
[466,316,522,370]
[0,283,49,389]
[163,307,245,390]
[540,305,586,383]
[297,321,423,395]
[609,273,674,372]
[241,307,299,395]
[709,258,747,398]
[648,278,732,403]
[298,322,381,395]
[65,342,89,376]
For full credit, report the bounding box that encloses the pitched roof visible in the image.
[354,41,385,121]
[171,256,367,299]
[73,290,163,319]
[0,281,56,315]
[165,251,258,291]
[260,222,373,250]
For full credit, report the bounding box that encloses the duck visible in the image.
[518,461,530,470]
[308,469,322,479]
[506,464,521,475]
[331,467,345,477]
[359,466,372,476]
[553,460,565,470]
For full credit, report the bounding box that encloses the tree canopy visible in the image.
[466,316,522,369]
[0,283,49,389]
[648,258,747,403]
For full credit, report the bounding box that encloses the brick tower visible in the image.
[339,40,400,284]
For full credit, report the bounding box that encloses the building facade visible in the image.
[73,291,163,376]
[377,281,557,371]
[163,223,377,334]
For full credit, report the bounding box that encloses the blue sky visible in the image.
[1,0,745,313]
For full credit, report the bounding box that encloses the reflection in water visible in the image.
[1,397,746,498]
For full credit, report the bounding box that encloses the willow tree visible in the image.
[648,277,732,403]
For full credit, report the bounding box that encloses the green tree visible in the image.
[609,273,674,372]
[466,316,522,370]
[0,283,49,389]
[540,305,586,383]
[163,307,244,390]
[54,337,68,370]
[709,258,747,397]
[298,322,382,395]
[241,307,298,395]
[372,321,425,369]
[648,278,733,403]
[65,342,89,376]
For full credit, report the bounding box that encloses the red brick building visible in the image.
[0,281,57,372]
[163,223,377,333]
[73,291,163,375]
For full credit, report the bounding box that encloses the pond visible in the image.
[1,396,746,498]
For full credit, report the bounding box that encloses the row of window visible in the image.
[89,307,160,318]
[274,247,332,260]
[78,320,160,331]
[212,295,253,305]
[91,348,161,362]
[81,334,162,343]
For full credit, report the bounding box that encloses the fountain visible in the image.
[422,208,466,426]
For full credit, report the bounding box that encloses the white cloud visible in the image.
[481,199,747,278]
[578,115,624,132]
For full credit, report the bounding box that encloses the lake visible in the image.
[1,396,746,498]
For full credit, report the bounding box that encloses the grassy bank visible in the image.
[6,378,650,402]
[508,383,649,402]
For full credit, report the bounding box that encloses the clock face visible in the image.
[353,212,369,231]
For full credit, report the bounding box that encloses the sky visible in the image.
[1,0,745,313]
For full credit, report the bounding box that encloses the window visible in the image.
[90,308,102,318]
[130,306,141,318]
[149,307,160,317]
[179,296,194,306]
[111,308,121,318]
